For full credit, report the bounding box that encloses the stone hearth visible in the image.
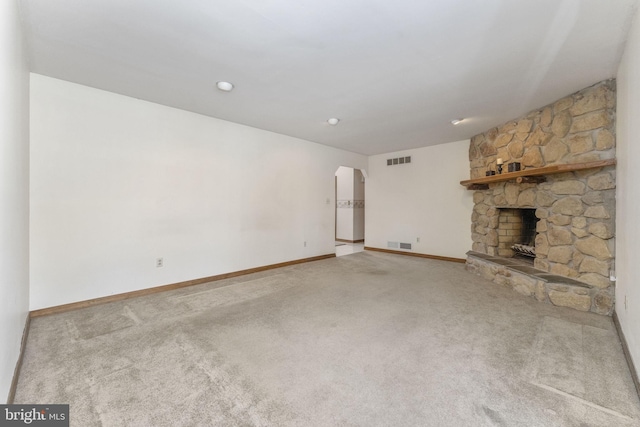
[465,80,616,315]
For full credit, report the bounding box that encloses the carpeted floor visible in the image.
[14,251,640,426]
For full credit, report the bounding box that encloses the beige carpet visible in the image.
[14,251,640,426]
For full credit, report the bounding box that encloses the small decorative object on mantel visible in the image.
[485,170,496,176]
[508,162,521,172]
[459,159,617,190]
[496,158,504,174]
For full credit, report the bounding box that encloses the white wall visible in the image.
[0,0,30,401]
[365,141,473,259]
[30,75,367,310]
[615,7,640,382]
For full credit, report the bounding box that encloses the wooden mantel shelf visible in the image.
[460,159,616,190]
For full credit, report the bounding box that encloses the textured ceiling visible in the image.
[20,0,638,155]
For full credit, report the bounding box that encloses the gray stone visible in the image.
[479,141,497,156]
[517,189,536,206]
[473,192,486,203]
[579,256,610,276]
[486,229,498,246]
[543,138,568,163]
[554,96,574,112]
[488,216,499,228]
[469,137,482,160]
[584,206,610,219]
[536,208,549,219]
[536,219,548,232]
[526,128,552,147]
[507,140,524,159]
[588,222,614,239]
[511,274,536,297]
[486,128,499,144]
[493,195,506,205]
[504,183,519,205]
[573,251,585,269]
[575,236,612,260]
[534,258,550,272]
[571,228,589,238]
[551,197,584,216]
[474,203,490,215]
[548,227,573,245]
[550,180,586,195]
[535,281,546,302]
[535,234,549,256]
[569,84,614,116]
[536,192,556,207]
[596,129,615,150]
[587,173,615,190]
[548,291,591,311]
[522,147,544,167]
[499,122,518,134]
[551,111,571,137]
[540,107,552,128]
[573,153,602,163]
[472,242,486,253]
[494,133,513,148]
[570,111,611,133]
[568,133,594,154]
[547,246,573,263]
[550,263,579,278]
[516,119,534,133]
[548,214,571,226]
[572,217,587,228]
[594,291,614,315]
[582,191,604,205]
[579,273,611,289]
[496,148,509,163]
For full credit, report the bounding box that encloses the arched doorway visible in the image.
[335,166,365,256]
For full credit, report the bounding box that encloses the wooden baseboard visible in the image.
[364,246,466,263]
[613,311,640,399]
[7,314,31,404]
[30,254,336,318]
[335,238,365,243]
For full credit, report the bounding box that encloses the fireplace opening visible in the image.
[497,208,538,263]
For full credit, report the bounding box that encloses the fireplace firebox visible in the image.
[497,208,537,261]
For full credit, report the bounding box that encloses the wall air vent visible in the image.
[387,241,399,249]
[399,243,412,250]
[386,156,411,166]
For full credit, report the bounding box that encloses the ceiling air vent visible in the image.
[387,156,411,166]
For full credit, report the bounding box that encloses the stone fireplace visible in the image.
[464,80,616,315]
[497,208,537,260]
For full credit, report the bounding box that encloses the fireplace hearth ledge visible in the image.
[466,251,613,315]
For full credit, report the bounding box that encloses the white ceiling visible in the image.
[20,0,638,155]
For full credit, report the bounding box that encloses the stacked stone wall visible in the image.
[467,80,616,314]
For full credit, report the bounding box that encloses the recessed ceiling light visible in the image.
[327,118,340,125]
[216,81,234,92]
[451,118,464,125]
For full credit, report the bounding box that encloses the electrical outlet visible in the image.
[417,237,420,243]
[156,258,163,268]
